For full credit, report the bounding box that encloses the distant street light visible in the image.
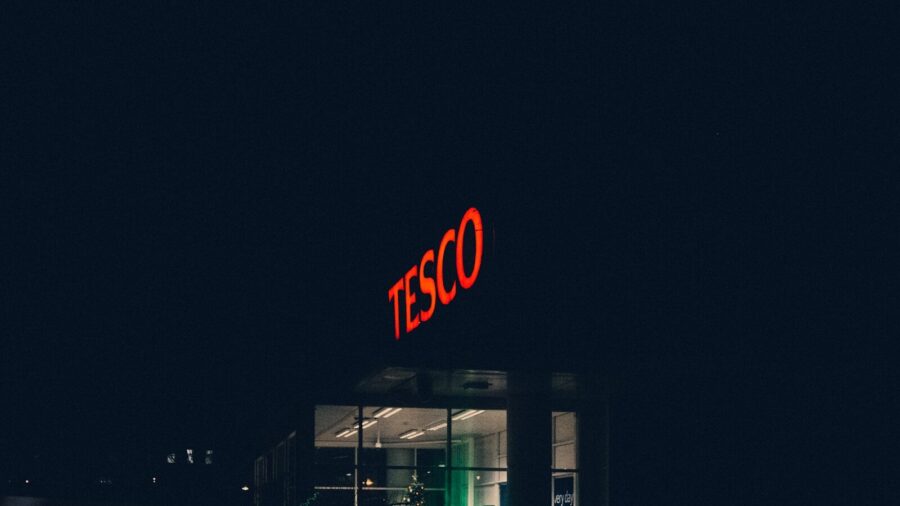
[241,485,250,492]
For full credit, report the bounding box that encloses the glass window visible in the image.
[450,409,506,469]
[359,407,448,468]
[314,447,355,487]
[450,470,507,506]
[360,407,448,506]
[551,475,575,506]
[317,490,355,506]
[313,405,510,506]
[551,412,576,471]
[316,405,361,447]
[448,409,507,506]
[553,412,576,444]
[553,444,575,471]
[359,486,443,506]
[315,405,358,493]
[552,412,577,506]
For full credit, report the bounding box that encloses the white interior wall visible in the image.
[470,428,506,506]
[553,412,576,469]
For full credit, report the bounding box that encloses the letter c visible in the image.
[437,228,456,305]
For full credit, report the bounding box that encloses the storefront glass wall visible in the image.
[551,412,576,506]
[313,406,572,506]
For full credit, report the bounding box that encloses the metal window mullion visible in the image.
[447,466,508,472]
[355,405,363,506]
[446,408,452,506]
[366,465,447,470]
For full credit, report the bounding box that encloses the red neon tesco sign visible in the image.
[388,207,484,340]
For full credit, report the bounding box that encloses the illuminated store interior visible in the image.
[255,404,579,506]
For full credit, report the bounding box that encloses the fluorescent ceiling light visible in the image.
[426,422,447,431]
[451,410,470,420]
[453,410,485,421]
[398,429,426,439]
[372,407,402,418]
[352,418,378,429]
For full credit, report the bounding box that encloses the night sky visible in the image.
[2,3,893,504]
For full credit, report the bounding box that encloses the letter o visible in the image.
[455,207,483,289]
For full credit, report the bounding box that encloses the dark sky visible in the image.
[2,2,893,503]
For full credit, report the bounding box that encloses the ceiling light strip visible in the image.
[382,407,402,418]
[460,410,485,420]
[371,407,402,418]
[452,409,486,421]
[451,410,472,421]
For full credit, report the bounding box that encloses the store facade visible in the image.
[254,371,605,506]
[254,208,609,506]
